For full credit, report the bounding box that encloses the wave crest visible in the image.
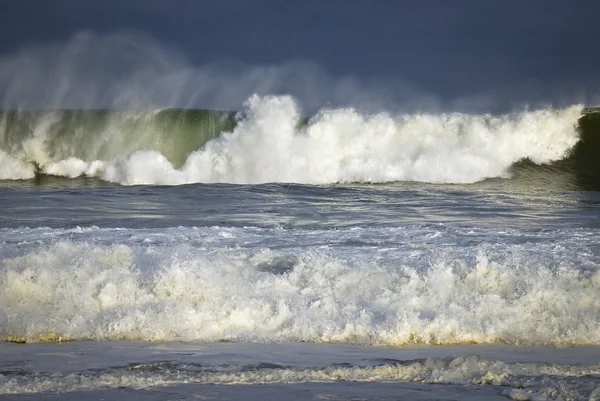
[0,95,586,185]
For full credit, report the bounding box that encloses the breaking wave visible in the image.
[1,224,599,346]
[0,95,596,186]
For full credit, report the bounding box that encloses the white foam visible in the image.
[0,150,34,180]
[1,226,599,345]
[44,157,105,178]
[178,95,580,184]
[0,95,583,184]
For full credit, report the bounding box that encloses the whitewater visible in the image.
[0,95,584,185]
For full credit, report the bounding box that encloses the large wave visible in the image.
[0,95,592,185]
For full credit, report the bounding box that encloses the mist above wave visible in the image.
[0,31,439,113]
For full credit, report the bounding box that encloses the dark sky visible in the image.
[1,0,599,111]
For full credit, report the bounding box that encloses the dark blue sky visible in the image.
[1,0,599,111]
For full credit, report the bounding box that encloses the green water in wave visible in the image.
[571,108,600,178]
[0,109,236,169]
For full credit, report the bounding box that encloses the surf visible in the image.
[0,94,596,187]
[1,224,599,346]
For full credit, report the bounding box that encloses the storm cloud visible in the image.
[1,0,599,109]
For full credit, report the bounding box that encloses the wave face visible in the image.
[1,225,600,345]
[0,108,235,180]
[0,95,592,185]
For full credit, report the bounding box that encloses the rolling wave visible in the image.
[2,225,599,346]
[0,95,597,187]
[2,356,599,400]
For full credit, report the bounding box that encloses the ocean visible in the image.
[1,95,600,400]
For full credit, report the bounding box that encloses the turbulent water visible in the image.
[1,95,597,186]
[2,95,600,400]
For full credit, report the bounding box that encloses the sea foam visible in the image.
[1,225,599,345]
